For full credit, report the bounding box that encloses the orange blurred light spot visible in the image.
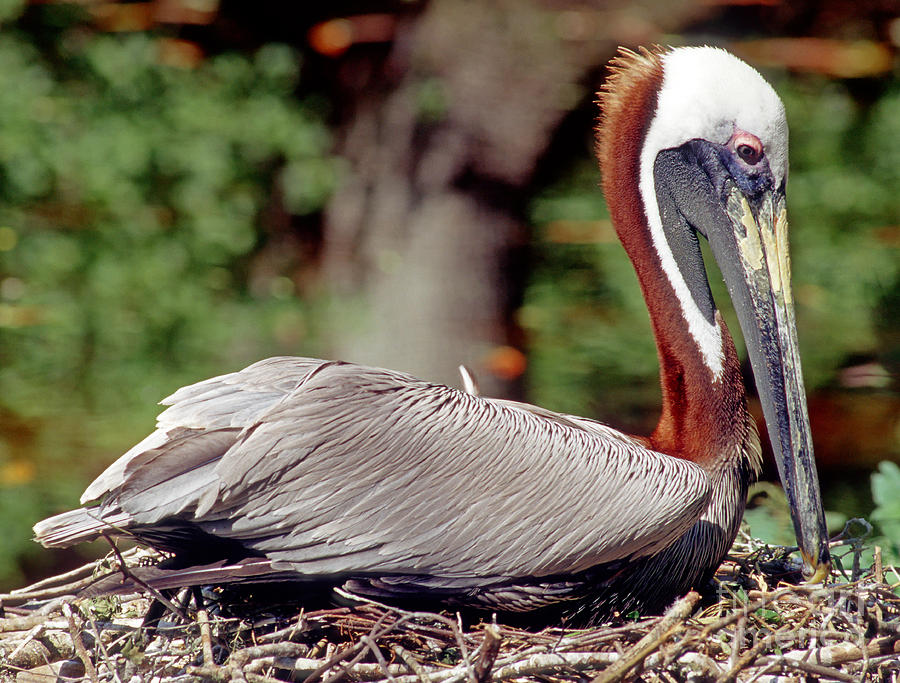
[0,460,36,486]
[157,38,204,68]
[874,225,900,247]
[308,14,396,57]
[544,219,616,244]
[0,304,44,328]
[91,3,155,32]
[732,38,893,78]
[91,0,218,30]
[308,19,354,57]
[484,345,527,381]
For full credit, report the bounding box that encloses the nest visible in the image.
[2,527,899,683]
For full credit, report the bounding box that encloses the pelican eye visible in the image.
[736,143,761,165]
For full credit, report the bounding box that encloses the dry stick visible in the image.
[721,630,900,683]
[665,586,800,666]
[488,651,618,681]
[330,610,475,683]
[101,534,189,623]
[277,643,743,683]
[476,620,662,683]
[187,664,233,681]
[0,614,52,634]
[716,629,789,683]
[789,635,900,667]
[233,641,319,668]
[244,673,286,683]
[590,590,700,683]
[1,549,149,608]
[758,654,856,682]
[302,608,397,683]
[392,645,431,683]
[191,584,216,671]
[63,602,99,683]
[0,577,100,607]
[323,646,379,683]
[197,606,216,667]
[12,548,145,597]
[353,651,621,683]
[327,611,421,683]
[87,617,123,683]
[455,612,476,683]
[472,624,501,683]
[728,615,746,672]
[744,659,780,683]
[5,624,45,665]
[337,592,479,658]
[677,652,723,678]
[362,635,397,683]
[339,595,480,679]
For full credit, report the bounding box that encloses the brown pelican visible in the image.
[34,46,830,623]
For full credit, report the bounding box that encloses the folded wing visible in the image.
[35,357,712,584]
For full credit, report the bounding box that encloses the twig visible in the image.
[786,635,900,666]
[590,591,700,683]
[758,654,856,682]
[362,635,397,683]
[875,546,884,584]
[301,633,372,683]
[63,602,99,683]
[728,614,745,672]
[490,651,617,681]
[472,623,501,683]
[0,614,51,634]
[717,629,786,683]
[0,578,96,606]
[5,624,44,664]
[197,606,215,667]
[9,548,142,595]
[392,645,430,683]
[256,610,311,644]
[232,641,312,668]
[101,533,189,622]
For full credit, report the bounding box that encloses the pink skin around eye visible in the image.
[728,130,763,164]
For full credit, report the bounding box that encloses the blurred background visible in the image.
[0,0,898,590]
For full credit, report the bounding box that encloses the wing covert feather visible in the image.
[80,358,330,504]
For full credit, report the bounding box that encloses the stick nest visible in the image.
[2,526,899,683]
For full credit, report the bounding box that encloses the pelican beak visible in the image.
[707,182,830,582]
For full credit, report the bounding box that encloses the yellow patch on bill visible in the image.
[738,197,764,271]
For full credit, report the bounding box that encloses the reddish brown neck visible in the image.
[596,48,747,464]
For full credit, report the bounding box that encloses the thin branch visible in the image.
[63,602,99,683]
[590,591,700,683]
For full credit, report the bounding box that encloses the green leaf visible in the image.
[871,462,900,556]
[755,608,782,625]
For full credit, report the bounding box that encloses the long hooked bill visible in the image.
[709,182,830,582]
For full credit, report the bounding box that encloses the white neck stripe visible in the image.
[638,157,725,380]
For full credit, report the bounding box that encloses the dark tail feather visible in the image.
[83,557,298,596]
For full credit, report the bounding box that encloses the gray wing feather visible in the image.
[70,357,711,581]
[80,357,328,504]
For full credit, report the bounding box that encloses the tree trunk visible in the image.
[321,0,697,398]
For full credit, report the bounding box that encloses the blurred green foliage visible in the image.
[523,75,899,418]
[871,461,900,562]
[0,7,335,586]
